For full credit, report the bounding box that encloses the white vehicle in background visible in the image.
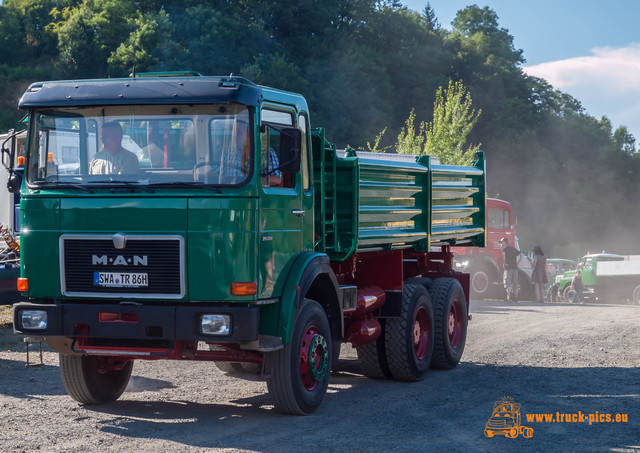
[0,129,24,304]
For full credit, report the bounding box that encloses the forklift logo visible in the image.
[485,396,534,438]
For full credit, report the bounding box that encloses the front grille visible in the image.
[61,235,184,299]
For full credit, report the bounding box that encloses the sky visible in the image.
[402,0,640,143]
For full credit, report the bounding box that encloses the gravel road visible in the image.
[1,298,639,452]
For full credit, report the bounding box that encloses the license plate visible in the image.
[94,272,148,288]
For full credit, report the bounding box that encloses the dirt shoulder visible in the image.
[0,299,639,452]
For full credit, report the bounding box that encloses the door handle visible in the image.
[291,210,305,217]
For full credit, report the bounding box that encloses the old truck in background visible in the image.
[452,198,533,300]
[551,253,640,303]
[11,73,486,414]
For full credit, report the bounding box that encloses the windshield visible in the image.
[26,104,252,187]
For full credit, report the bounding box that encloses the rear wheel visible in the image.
[211,343,261,376]
[214,362,245,373]
[429,278,468,369]
[356,326,391,379]
[59,354,133,404]
[266,299,331,415]
[214,361,261,375]
[632,285,640,304]
[385,284,434,381]
[404,276,432,290]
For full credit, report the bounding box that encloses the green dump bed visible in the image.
[312,128,486,261]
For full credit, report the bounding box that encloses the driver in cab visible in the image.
[89,121,140,175]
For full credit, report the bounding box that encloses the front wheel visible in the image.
[266,299,331,415]
[469,265,495,300]
[59,354,133,404]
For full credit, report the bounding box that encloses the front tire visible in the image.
[385,284,434,381]
[469,265,495,300]
[266,299,331,415]
[429,278,468,369]
[59,354,133,404]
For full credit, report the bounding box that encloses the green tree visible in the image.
[51,0,137,77]
[612,125,636,154]
[107,10,183,74]
[396,80,481,165]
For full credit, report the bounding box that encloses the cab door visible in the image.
[258,107,304,298]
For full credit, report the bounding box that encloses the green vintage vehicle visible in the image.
[544,258,578,301]
[10,73,487,414]
[549,253,640,303]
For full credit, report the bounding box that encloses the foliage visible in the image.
[394,80,481,166]
[0,0,638,255]
[425,80,481,165]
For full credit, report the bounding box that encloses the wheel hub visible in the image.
[472,271,489,293]
[299,327,328,390]
[448,299,463,348]
[413,306,430,359]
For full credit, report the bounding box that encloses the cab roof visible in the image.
[18,75,286,109]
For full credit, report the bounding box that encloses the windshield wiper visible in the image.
[86,180,154,192]
[39,182,95,193]
[150,181,222,193]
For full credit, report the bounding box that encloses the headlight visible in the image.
[20,310,48,330]
[201,314,231,336]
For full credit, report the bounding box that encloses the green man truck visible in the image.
[10,73,486,414]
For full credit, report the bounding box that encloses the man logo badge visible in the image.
[92,255,148,266]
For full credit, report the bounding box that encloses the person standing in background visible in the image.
[501,237,522,301]
[531,245,548,303]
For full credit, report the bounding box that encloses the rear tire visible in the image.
[214,362,245,374]
[214,361,261,375]
[356,326,391,379]
[266,299,331,415]
[428,278,468,369]
[385,284,434,381]
[404,276,432,290]
[59,354,133,404]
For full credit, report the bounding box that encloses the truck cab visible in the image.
[452,198,533,300]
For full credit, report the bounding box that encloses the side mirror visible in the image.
[278,128,302,173]
[7,173,21,193]
[1,129,16,171]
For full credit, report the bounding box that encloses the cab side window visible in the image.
[261,127,286,187]
[488,209,510,228]
[261,109,300,188]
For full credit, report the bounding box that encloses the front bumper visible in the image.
[13,302,259,342]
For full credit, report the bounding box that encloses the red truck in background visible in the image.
[452,198,533,300]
